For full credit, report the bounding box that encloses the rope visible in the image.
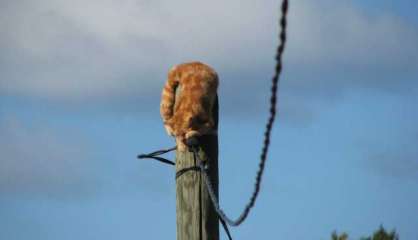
[220,217,233,240]
[137,146,176,165]
[185,0,289,227]
[138,0,288,236]
[175,165,200,179]
[139,147,233,240]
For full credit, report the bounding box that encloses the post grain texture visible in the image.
[175,91,219,240]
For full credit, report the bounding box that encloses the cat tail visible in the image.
[160,66,179,124]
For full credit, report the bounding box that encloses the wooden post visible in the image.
[175,95,219,240]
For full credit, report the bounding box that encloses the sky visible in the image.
[1,0,417,239]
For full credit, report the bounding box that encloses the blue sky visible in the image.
[1,0,417,239]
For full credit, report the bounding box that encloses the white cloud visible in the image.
[287,1,418,68]
[0,0,417,101]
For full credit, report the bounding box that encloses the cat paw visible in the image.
[177,141,188,152]
[164,125,175,136]
[185,130,200,140]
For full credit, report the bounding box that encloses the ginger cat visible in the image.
[160,62,218,151]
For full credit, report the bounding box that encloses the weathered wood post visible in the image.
[175,93,219,240]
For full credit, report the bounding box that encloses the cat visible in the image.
[160,61,219,151]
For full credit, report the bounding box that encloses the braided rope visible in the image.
[188,0,289,226]
[139,0,289,233]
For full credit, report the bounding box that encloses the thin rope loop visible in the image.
[137,146,176,165]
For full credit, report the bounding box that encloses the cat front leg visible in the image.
[176,136,188,151]
[164,124,175,136]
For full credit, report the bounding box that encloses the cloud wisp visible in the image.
[0,0,417,105]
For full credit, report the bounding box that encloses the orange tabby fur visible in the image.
[160,62,218,151]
